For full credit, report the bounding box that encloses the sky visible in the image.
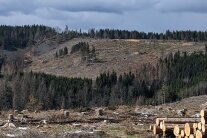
[0,0,207,32]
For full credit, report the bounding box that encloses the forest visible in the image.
[1,25,207,51]
[1,50,207,110]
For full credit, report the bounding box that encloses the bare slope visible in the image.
[25,38,205,79]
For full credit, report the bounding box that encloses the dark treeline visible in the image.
[1,25,207,51]
[0,25,57,51]
[89,29,207,41]
[1,50,207,110]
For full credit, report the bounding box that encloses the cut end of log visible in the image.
[198,122,202,130]
[200,110,204,117]
[201,117,205,125]
[201,124,205,133]
[193,123,198,129]
[189,134,194,138]
[184,123,191,136]
[196,130,202,138]
[174,125,180,137]
[181,130,185,137]
[160,121,163,129]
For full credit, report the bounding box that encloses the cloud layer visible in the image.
[0,0,207,32]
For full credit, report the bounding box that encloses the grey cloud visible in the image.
[0,0,157,16]
[155,0,207,13]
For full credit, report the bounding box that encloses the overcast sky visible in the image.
[0,0,207,32]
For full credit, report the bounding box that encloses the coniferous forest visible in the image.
[0,25,207,110]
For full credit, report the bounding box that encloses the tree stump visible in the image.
[8,114,14,122]
[64,111,70,118]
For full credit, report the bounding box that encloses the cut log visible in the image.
[189,134,194,138]
[184,123,193,137]
[163,123,185,129]
[201,117,205,125]
[193,123,198,129]
[174,125,181,137]
[185,136,189,138]
[162,118,200,124]
[200,110,207,118]
[201,124,205,133]
[181,129,185,137]
[177,135,182,138]
[153,124,162,135]
[162,125,173,134]
[156,118,166,126]
[198,122,202,130]
[193,123,198,135]
[160,121,163,129]
[196,130,203,138]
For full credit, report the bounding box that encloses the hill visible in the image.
[25,38,205,79]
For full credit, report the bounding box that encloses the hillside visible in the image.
[25,38,206,79]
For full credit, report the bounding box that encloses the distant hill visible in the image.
[25,38,205,79]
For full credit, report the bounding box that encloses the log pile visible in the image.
[150,110,207,138]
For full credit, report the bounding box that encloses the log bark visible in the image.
[163,118,200,124]
[156,118,199,126]
[163,123,185,129]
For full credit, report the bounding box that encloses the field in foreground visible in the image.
[0,95,206,138]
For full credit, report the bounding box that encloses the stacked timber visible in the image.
[150,110,207,138]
